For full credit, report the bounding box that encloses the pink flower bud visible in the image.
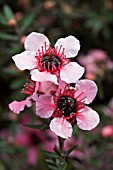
[102,125,113,137]
[8,18,17,27]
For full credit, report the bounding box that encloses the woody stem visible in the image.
[58,136,65,160]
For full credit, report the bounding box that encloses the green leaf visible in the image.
[45,159,57,167]
[48,165,58,170]
[64,144,78,157]
[42,150,59,159]
[3,5,14,20]
[20,13,36,34]
[0,13,8,25]
[9,44,23,55]
[0,33,18,41]
[54,145,61,156]
[10,78,26,89]
[23,123,49,130]
[59,161,67,170]
[0,162,5,170]
[72,124,78,135]
[2,68,20,76]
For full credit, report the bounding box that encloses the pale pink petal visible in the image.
[60,62,84,83]
[38,81,58,94]
[32,82,40,101]
[50,118,73,139]
[75,79,98,104]
[31,69,58,85]
[36,94,56,118]
[12,51,37,70]
[57,78,66,94]
[76,107,100,130]
[9,97,31,114]
[24,32,50,53]
[55,35,80,58]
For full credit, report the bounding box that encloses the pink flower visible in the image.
[9,79,58,114]
[78,49,113,80]
[101,125,113,138]
[12,32,84,84]
[14,124,45,166]
[35,79,100,139]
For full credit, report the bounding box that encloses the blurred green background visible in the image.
[0,0,113,170]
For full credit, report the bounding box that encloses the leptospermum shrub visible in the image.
[9,32,100,169]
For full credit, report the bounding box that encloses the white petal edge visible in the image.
[50,118,73,139]
[55,35,80,58]
[24,32,50,53]
[12,51,37,70]
[60,62,84,83]
[31,69,58,85]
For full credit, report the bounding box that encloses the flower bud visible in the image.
[8,18,17,27]
[102,125,113,137]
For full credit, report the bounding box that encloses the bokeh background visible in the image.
[0,0,113,170]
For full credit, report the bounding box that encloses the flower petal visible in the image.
[76,107,100,130]
[50,118,73,139]
[55,35,80,58]
[12,51,37,70]
[36,94,56,118]
[75,79,98,104]
[9,97,31,114]
[38,81,58,94]
[60,62,84,83]
[31,69,58,85]
[24,32,50,53]
[57,78,66,94]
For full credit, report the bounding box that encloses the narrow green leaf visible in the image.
[45,159,57,167]
[48,165,57,170]
[20,13,36,33]
[72,124,78,135]
[3,5,14,20]
[0,33,18,41]
[0,162,5,170]
[64,144,78,157]
[59,161,67,170]
[23,123,49,130]
[42,150,59,158]
[9,44,23,55]
[54,145,61,156]
[10,78,26,89]
[0,14,8,25]
[2,68,20,76]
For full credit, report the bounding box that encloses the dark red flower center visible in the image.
[41,55,61,71]
[58,96,76,117]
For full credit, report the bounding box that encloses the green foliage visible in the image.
[3,5,14,20]
[23,123,49,130]
[0,0,113,170]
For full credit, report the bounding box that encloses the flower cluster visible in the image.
[78,49,113,80]
[9,32,100,139]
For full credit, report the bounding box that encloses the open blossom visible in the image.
[35,79,100,139]
[9,79,58,114]
[12,32,84,84]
